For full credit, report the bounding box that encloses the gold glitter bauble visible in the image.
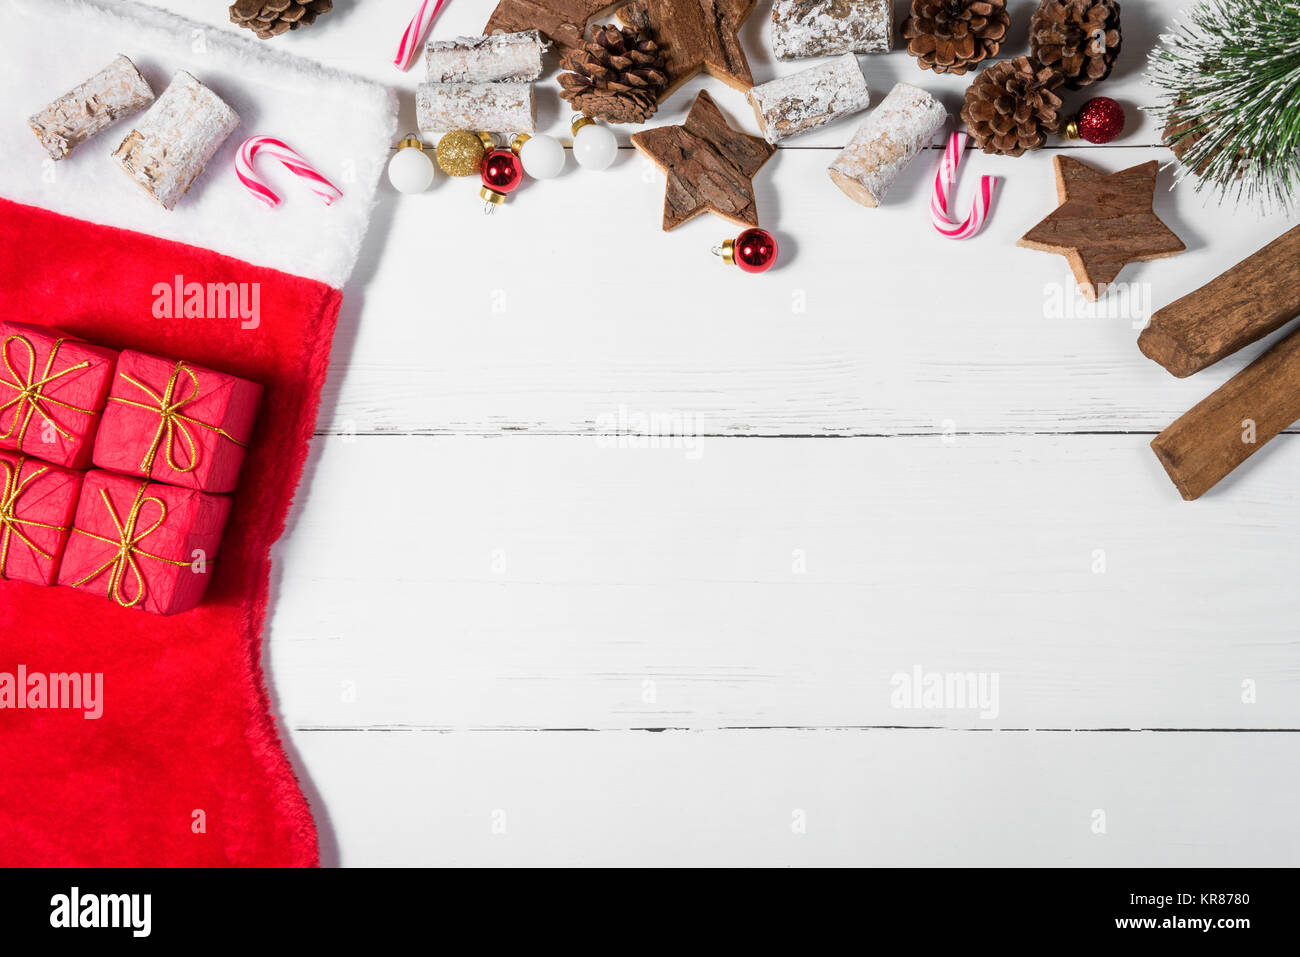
[436,130,489,177]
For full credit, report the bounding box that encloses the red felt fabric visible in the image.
[0,197,335,866]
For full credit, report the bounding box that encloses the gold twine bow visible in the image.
[108,360,247,476]
[0,456,69,580]
[0,334,96,453]
[69,483,190,609]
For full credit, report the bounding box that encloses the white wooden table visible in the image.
[165,0,1300,866]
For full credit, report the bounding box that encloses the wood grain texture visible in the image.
[1019,156,1185,301]
[1152,323,1300,500]
[270,434,1300,731]
[483,0,608,56]
[298,729,1300,866]
[1139,225,1300,378]
[618,0,756,99]
[312,146,1300,437]
[631,90,774,229]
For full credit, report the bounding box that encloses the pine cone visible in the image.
[1029,0,1122,88]
[903,0,1011,76]
[229,0,332,39]
[961,56,1065,156]
[558,19,669,124]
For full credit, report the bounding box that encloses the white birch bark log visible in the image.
[771,0,895,59]
[111,71,240,211]
[28,55,154,160]
[417,82,536,134]
[828,82,947,208]
[425,31,547,83]
[746,53,870,145]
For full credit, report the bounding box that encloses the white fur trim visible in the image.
[0,0,397,289]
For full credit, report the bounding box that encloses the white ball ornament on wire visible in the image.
[387,133,435,193]
[512,133,565,179]
[571,116,617,171]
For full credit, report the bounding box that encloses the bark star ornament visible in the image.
[616,0,757,99]
[484,0,614,56]
[1018,156,1186,301]
[631,90,775,231]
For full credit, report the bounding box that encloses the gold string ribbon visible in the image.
[0,334,96,453]
[108,360,247,476]
[0,456,70,580]
[69,483,190,608]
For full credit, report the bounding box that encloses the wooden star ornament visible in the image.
[617,0,756,98]
[484,0,613,56]
[631,90,775,231]
[1018,156,1186,301]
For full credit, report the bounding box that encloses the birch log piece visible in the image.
[425,30,547,82]
[111,72,239,211]
[28,55,154,161]
[746,53,870,145]
[1138,225,1300,378]
[828,82,947,207]
[417,82,536,134]
[1151,323,1300,500]
[771,0,894,59]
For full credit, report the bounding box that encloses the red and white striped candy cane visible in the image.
[394,0,449,72]
[930,131,997,240]
[235,136,342,209]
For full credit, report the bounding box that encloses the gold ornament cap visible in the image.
[437,129,490,177]
[480,187,508,205]
[1061,118,1081,140]
[720,238,737,266]
[571,115,595,136]
[397,132,424,151]
[510,133,531,156]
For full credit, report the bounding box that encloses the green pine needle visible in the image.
[1145,0,1300,210]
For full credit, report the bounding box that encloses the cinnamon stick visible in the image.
[1139,224,1300,378]
[1151,322,1300,499]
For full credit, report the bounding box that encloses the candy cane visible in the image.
[235,136,342,209]
[930,131,997,240]
[394,0,449,72]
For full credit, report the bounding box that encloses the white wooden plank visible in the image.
[317,144,1300,437]
[269,434,1300,731]
[293,727,1300,866]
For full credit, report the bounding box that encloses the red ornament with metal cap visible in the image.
[1061,97,1126,145]
[480,148,523,206]
[715,228,779,274]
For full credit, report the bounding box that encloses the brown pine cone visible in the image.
[961,56,1065,156]
[1029,0,1122,89]
[558,19,669,124]
[903,0,1010,76]
[229,0,333,39]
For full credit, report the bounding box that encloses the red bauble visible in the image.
[1075,97,1125,145]
[726,228,778,273]
[480,149,522,194]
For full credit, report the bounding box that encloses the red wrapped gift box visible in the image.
[58,470,231,616]
[0,451,82,586]
[0,321,118,469]
[93,350,262,493]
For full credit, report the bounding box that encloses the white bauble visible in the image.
[519,133,566,179]
[573,124,617,171]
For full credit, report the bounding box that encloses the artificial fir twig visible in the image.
[1145,0,1300,211]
